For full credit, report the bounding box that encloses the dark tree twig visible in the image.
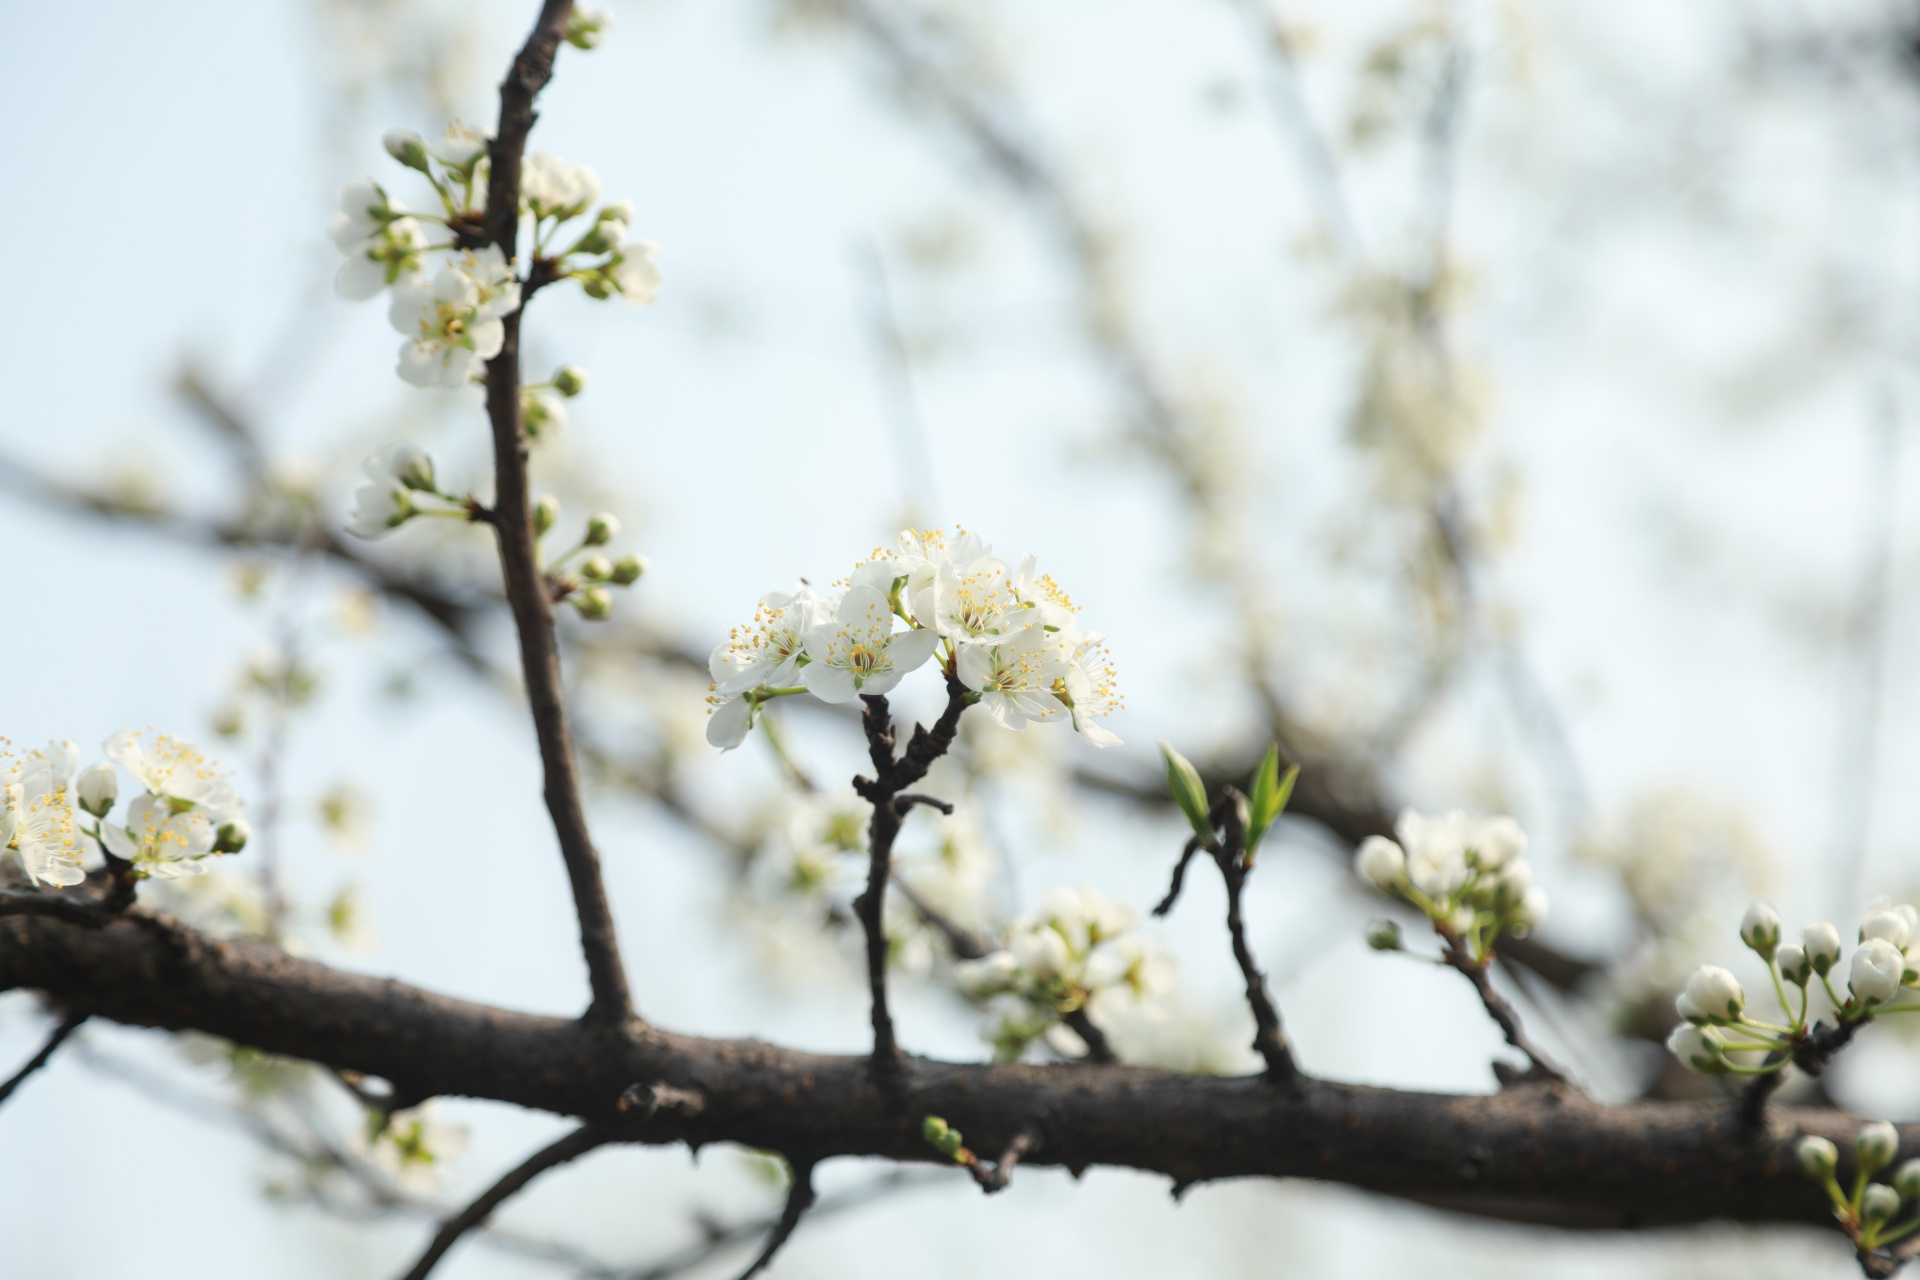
[963,1125,1037,1193]
[730,1158,816,1280]
[1440,932,1569,1088]
[851,683,970,1069]
[0,1010,87,1106]
[480,0,634,1023]
[397,1123,611,1280]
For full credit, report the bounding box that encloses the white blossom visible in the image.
[1667,1023,1725,1074]
[708,588,830,695]
[799,587,939,703]
[521,151,600,220]
[704,692,755,751]
[1862,909,1911,950]
[610,241,662,305]
[1740,901,1782,958]
[99,792,217,879]
[1355,835,1407,889]
[346,447,425,540]
[1803,921,1843,975]
[1058,631,1123,746]
[1682,964,1745,1023]
[957,624,1069,730]
[429,120,491,171]
[388,248,520,388]
[104,730,241,823]
[2,745,87,888]
[1850,938,1904,1007]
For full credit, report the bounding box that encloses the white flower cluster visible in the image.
[954,888,1171,1061]
[347,441,460,539]
[1666,900,1920,1076]
[1797,1123,1920,1252]
[1354,809,1546,961]
[2,731,247,887]
[705,527,1122,750]
[329,119,659,388]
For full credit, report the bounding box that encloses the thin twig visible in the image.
[729,1158,816,1280]
[397,1124,611,1280]
[1440,935,1568,1087]
[964,1126,1037,1193]
[1152,836,1203,917]
[1212,795,1298,1082]
[1059,1008,1117,1065]
[481,0,634,1022]
[0,1011,87,1106]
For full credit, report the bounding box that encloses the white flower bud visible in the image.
[1895,1159,1920,1202]
[585,512,619,546]
[610,554,647,586]
[1683,965,1745,1023]
[376,441,436,492]
[1355,836,1407,891]
[1740,901,1781,959]
[1863,910,1911,950]
[1859,1121,1902,1176]
[1803,922,1843,976]
[553,365,588,397]
[383,128,431,172]
[579,556,613,583]
[1850,939,1904,1007]
[611,241,662,306]
[1675,990,1709,1025]
[1775,943,1811,987]
[565,5,614,49]
[1514,886,1549,933]
[1796,1135,1839,1180]
[1863,1181,1901,1227]
[75,761,117,818]
[533,495,559,537]
[1365,919,1404,952]
[214,818,250,854]
[598,198,635,227]
[1469,815,1526,869]
[1666,1023,1726,1074]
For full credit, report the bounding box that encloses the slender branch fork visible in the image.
[481,0,634,1023]
[0,1010,88,1106]
[398,1124,610,1280]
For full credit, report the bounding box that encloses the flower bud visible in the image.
[1666,1023,1726,1074]
[1159,742,1213,845]
[921,1114,964,1159]
[553,365,588,397]
[580,555,613,583]
[1859,1121,1902,1176]
[1365,919,1404,952]
[1863,1181,1901,1228]
[378,441,437,492]
[571,586,615,621]
[610,554,647,586]
[572,222,620,254]
[1740,901,1781,959]
[1851,939,1903,1007]
[1514,886,1549,933]
[533,495,559,537]
[1674,990,1708,1025]
[585,512,619,546]
[1797,1135,1839,1181]
[565,5,614,49]
[214,819,250,854]
[382,128,431,173]
[1863,910,1911,950]
[1355,835,1407,891]
[598,198,635,227]
[1775,943,1811,987]
[1895,1159,1920,1202]
[1803,922,1843,975]
[1682,965,1745,1023]
[75,762,117,818]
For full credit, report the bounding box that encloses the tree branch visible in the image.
[730,1158,816,1280]
[398,1122,610,1280]
[1441,935,1569,1087]
[0,1010,87,1106]
[481,0,633,1023]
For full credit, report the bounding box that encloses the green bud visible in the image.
[1365,919,1404,952]
[919,1115,965,1159]
[533,495,559,537]
[1893,1158,1920,1202]
[571,586,615,621]
[214,819,250,855]
[572,223,619,255]
[581,273,614,300]
[1796,1135,1838,1181]
[586,512,619,546]
[553,365,587,397]
[564,5,612,50]
[382,128,431,173]
[1863,1181,1901,1228]
[1243,744,1298,856]
[610,554,647,586]
[1159,742,1213,845]
[580,555,614,583]
[1858,1121,1901,1176]
[921,1115,949,1144]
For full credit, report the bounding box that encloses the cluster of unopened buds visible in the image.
[346,442,645,620]
[3,731,248,888]
[328,70,658,389]
[954,888,1171,1060]
[1666,900,1920,1076]
[704,527,1122,751]
[1352,809,1547,961]
[1797,1123,1920,1255]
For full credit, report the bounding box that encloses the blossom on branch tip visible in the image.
[93,731,244,881]
[522,151,600,221]
[2,743,87,888]
[1850,939,1903,1007]
[1355,836,1406,889]
[1740,901,1781,959]
[347,445,441,540]
[1682,965,1744,1023]
[429,121,491,172]
[958,624,1069,730]
[329,178,426,301]
[388,248,519,388]
[709,588,830,695]
[609,241,662,305]
[800,587,939,703]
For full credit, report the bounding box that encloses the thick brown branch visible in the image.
[481,0,632,1022]
[398,1123,610,1280]
[732,1158,816,1280]
[0,908,1895,1231]
[0,1010,87,1106]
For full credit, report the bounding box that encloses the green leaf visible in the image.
[1244,745,1298,856]
[1160,741,1214,844]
